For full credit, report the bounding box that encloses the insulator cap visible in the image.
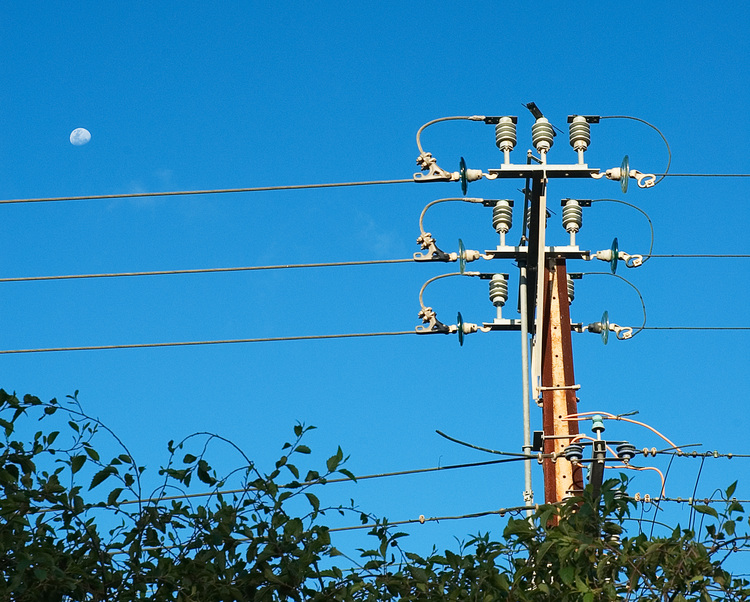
[495,116,517,151]
[531,118,554,153]
[569,115,591,151]
[492,200,513,234]
[562,199,583,234]
[489,274,508,307]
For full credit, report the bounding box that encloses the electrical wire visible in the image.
[415,116,486,157]
[116,456,530,507]
[418,197,484,238]
[599,115,671,185]
[0,259,415,284]
[326,504,539,533]
[580,272,647,337]
[3,253,748,286]
[636,326,750,331]
[645,254,750,258]
[565,411,680,451]
[590,199,654,263]
[0,331,419,355]
[0,178,414,206]
[111,503,544,555]
[653,173,750,178]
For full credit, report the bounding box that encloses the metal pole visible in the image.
[519,265,534,516]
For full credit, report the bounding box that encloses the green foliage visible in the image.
[0,389,748,601]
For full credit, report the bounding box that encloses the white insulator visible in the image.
[492,200,513,234]
[562,200,582,234]
[525,207,547,231]
[489,274,508,307]
[567,275,575,305]
[568,116,590,151]
[495,117,517,151]
[531,118,554,153]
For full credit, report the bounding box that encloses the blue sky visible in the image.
[1,1,749,557]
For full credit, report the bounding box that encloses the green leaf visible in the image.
[559,565,575,585]
[89,466,116,490]
[71,455,86,474]
[327,446,343,472]
[296,445,311,454]
[183,454,197,464]
[108,488,124,505]
[693,504,718,519]
[725,520,736,536]
[727,481,737,498]
[84,446,100,461]
[306,492,320,512]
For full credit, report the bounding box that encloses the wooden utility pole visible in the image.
[541,257,584,503]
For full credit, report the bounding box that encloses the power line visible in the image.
[0,178,414,206]
[0,258,415,284]
[643,254,750,258]
[327,504,538,533]
[116,457,532,507]
[637,326,750,331]
[7,254,750,286]
[0,331,420,355]
[112,503,543,555]
[655,173,750,177]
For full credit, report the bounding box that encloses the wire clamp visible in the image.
[414,152,457,183]
[414,233,455,262]
[416,307,454,335]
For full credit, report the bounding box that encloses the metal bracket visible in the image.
[538,384,581,392]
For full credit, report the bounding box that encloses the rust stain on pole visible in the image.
[541,257,584,505]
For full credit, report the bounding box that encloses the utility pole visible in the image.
[413,105,655,509]
[540,257,584,502]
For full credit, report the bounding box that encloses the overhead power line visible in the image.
[637,326,750,331]
[0,331,419,355]
[655,173,750,178]
[0,178,414,205]
[117,456,531,507]
[3,254,749,286]
[0,259,415,283]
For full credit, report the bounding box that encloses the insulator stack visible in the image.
[526,207,547,231]
[569,115,590,164]
[495,117,517,164]
[531,118,555,155]
[562,199,582,246]
[489,274,508,307]
[567,275,575,305]
[492,200,513,246]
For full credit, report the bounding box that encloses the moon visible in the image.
[70,128,91,146]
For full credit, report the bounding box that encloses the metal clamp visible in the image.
[416,307,454,334]
[414,153,458,183]
[414,233,455,262]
